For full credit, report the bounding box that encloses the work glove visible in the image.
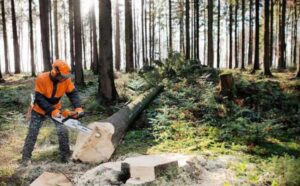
[51,109,61,118]
[75,107,85,118]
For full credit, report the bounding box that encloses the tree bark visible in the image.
[54,0,59,59]
[69,0,75,72]
[90,2,99,74]
[168,0,172,55]
[292,4,297,66]
[72,86,163,164]
[99,0,118,101]
[234,0,239,68]
[277,0,286,70]
[11,0,21,73]
[82,24,87,70]
[241,0,245,69]
[1,0,10,74]
[186,0,190,60]
[217,0,220,68]
[270,0,274,67]
[194,0,199,61]
[115,0,121,71]
[29,0,36,77]
[73,0,84,85]
[39,0,52,71]
[248,0,253,66]
[252,0,260,72]
[125,0,134,72]
[207,0,214,67]
[141,0,146,66]
[220,73,234,97]
[229,2,233,69]
[145,0,148,64]
[264,0,272,76]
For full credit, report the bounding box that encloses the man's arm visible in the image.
[35,78,57,116]
[35,92,55,115]
[66,79,81,109]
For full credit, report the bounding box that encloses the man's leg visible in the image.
[22,111,44,163]
[53,121,70,162]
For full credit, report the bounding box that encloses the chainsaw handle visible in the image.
[62,112,85,122]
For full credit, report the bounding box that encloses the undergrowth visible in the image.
[116,53,300,186]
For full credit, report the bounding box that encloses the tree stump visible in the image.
[220,73,234,97]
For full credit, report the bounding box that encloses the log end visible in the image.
[72,122,115,164]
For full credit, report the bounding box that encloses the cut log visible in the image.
[72,86,164,164]
[30,172,72,186]
[219,73,234,97]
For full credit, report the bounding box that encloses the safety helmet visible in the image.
[51,60,72,78]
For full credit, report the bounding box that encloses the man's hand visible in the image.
[51,109,61,118]
[75,108,85,118]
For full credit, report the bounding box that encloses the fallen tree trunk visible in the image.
[72,86,164,164]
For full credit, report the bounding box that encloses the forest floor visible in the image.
[0,63,300,185]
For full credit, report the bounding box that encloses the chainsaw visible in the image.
[52,110,92,134]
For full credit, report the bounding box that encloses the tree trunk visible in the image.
[1,0,10,74]
[270,0,274,67]
[145,0,148,64]
[277,0,286,70]
[149,0,152,63]
[73,0,84,85]
[229,2,233,69]
[297,39,300,77]
[179,1,184,54]
[248,0,253,66]
[264,0,272,76]
[252,0,260,72]
[151,1,155,62]
[217,0,220,68]
[39,0,51,71]
[69,0,75,72]
[292,4,297,66]
[29,0,36,77]
[194,0,199,61]
[207,0,214,67]
[125,0,134,72]
[49,2,54,60]
[115,0,121,71]
[63,1,67,60]
[54,0,59,59]
[141,0,146,66]
[241,0,245,69]
[168,0,172,55]
[11,0,21,74]
[234,0,239,68]
[99,0,118,101]
[72,86,163,164]
[91,2,99,74]
[82,24,87,70]
[186,0,190,60]
[133,6,138,69]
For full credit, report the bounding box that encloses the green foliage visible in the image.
[263,155,300,186]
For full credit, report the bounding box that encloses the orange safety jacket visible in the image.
[32,72,81,116]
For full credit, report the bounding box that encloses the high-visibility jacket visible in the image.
[32,72,81,116]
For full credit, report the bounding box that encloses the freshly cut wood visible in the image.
[30,172,72,186]
[220,73,234,96]
[72,86,164,164]
[122,155,178,184]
